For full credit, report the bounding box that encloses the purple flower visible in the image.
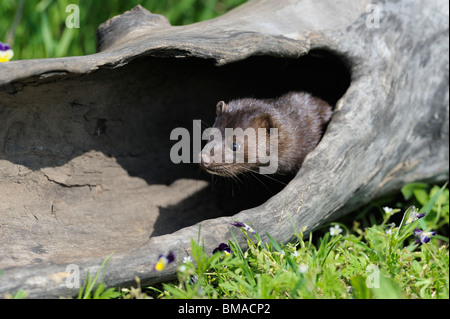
[153,251,175,271]
[213,243,231,255]
[0,42,10,51]
[404,206,426,225]
[0,41,14,62]
[413,228,436,245]
[231,221,256,234]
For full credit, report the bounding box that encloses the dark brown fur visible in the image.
[200,92,332,177]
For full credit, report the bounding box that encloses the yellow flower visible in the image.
[153,252,175,271]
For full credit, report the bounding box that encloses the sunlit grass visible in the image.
[145,182,448,299]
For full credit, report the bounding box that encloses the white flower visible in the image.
[298,263,309,274]
[385,222,396,235]
[183,256,193,264]
[383,207,394,214]
[291,250,301,258]
[329,225,343,236]
[178,265,187,273]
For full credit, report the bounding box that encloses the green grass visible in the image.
[76,253,120,299]
[1,0,247,60]
[77,182,448,299]
[141,182,448,299]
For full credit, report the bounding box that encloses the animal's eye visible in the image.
[230,142,240,152]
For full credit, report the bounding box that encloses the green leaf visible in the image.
[430,185,449,204]
[11,290,29,299]
[401,182,429,200]
[266,233,282,253]
[343,236,377,255]
[420,182,448,216]
[36,0,53,12]
[99,287,122,299]
[316,232,330,259]
[413,189,429,206]
[351,275,372,299]
[92,283,105,299]
[316,232,341,268]
[371,274,402,299]
[78,252,114,299]
[40,11,54,57]
[55,27,75,57]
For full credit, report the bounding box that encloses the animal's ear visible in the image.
[253,113,276,134]
[216,101,226,116]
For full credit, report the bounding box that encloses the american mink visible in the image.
[199,92,332,177]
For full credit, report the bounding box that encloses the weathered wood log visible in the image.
[0,0,448,298]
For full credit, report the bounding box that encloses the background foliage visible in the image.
[0,0,247,60]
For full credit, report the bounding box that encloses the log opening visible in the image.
[0,48,351,267]
[137,48,352,236]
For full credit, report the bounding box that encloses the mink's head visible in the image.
[199,99,279,177]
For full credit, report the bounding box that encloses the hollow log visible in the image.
[0,0,448,298]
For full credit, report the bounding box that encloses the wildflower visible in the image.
[298,263,309,274]
[190,274,199,285]
[178,264,187,273]
[231,221,256,234]
[385,222,396,235]
[183,256,193,264]
[153,251,175,271]
[0,42,14,62]
[413,228,436,245]
[291,250,301,258]
[383,206,401,216]
[404,206,426,225]
[212,243,231,255]
[329,224,343,236]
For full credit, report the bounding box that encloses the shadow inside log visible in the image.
[0,49,351,244]
[151,172,295,237]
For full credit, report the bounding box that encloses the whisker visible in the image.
[237,165,288,186]
[199,120,212,131]
[249,170,276,195]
